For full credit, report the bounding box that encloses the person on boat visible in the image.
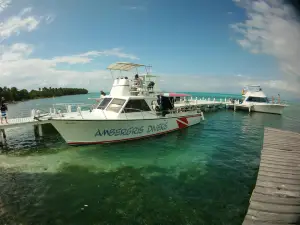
[1,100,8,124]
[134,74,142,87]
[95,90,106,103]
[100,90,106,98]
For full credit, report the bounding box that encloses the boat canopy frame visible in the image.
[243,84,263,93]
[106,62,156,80]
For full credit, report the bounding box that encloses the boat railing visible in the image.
[32,103,95,119]
[177,96,233,104]
[121,105,201,120]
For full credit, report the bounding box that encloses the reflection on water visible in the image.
[0,93,299,225]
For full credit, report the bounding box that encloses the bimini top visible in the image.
[107,62,145,71]
[243,84,263,92]
[246,84,261,87]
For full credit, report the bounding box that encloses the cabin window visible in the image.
[246,97,269,103]
[97,98,112,109]
[123,99,151,113]
[106,98,126,113]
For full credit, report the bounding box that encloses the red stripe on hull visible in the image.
[176,120,187,129]
[178,117,188,124]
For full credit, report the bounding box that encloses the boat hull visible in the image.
[227,103,285,115]
[50,114,202,145]
[252,104,285,114]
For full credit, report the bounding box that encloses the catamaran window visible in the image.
[106,98,126,113]
[97,98,112,109]
[246,97,269,103]
[123,99,151,113]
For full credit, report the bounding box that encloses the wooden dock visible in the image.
[243,127,300,225]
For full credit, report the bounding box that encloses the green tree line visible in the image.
[0,87,88,102]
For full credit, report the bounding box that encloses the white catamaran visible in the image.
[48,62,204,145]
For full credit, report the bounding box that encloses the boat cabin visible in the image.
[95,95,173,118]
[94,92,195,119]
[242,85,269,103]
[87,62,199,119]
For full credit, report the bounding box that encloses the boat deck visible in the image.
[243,127,300,225]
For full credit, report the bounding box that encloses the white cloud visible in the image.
[52,48,139,65]
[123,4,147,11]
[0,43,140,90]
[0,43,33,61]
[0,0,10,13]
[19,7,32,16]
[0,9,40,41]
[231,0,300,94]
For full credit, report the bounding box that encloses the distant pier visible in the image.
[243,127,300,225]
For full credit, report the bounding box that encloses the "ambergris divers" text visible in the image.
[95,122,168,137]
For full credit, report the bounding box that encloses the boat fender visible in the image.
[31,109,36,118]
[200,112,205,120]
[77,106,82,115]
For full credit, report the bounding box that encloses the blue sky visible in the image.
[1,0,299,98]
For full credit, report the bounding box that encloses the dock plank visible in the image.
[243,215,285,225]
[261,153,300,162]
[259,164,300,173]
[262,149,300,157]
[259,166,300,176]
[254,185,300,198]
[257,174,300,186]
[246,209,299,224]
[251,193,300,205]
[256,179,300,191]
[260,159,300,169]
[243,127,300,225]
[249,201,300,214]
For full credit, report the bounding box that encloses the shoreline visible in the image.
[5,93,89,105]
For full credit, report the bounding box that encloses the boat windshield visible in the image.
[106,98,126,113]
[123,99,152,113]
[246,96,269,103]
[97,98,112,109]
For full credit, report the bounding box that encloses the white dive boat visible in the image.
[227,85,287,115]
[49,62,204,145]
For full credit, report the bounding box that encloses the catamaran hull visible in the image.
[50,114,202,145]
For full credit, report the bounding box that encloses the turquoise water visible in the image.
[0,92,299,225]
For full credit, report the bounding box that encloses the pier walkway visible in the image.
[243,127,300,225]
[0,116,50,129]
